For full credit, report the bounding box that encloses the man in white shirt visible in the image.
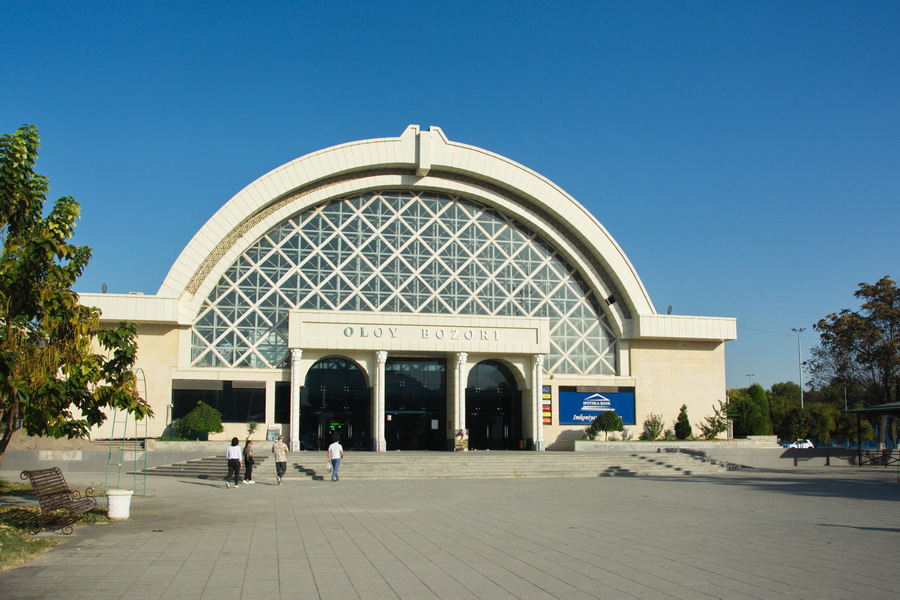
[327,435,344,481]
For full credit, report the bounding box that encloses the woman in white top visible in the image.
[225,437,242,488]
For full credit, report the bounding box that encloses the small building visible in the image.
[82,126,736,451]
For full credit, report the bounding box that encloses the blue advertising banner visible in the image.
[559,391,636,426]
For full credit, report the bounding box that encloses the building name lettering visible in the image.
[340,326,501,342]
[422,328,500,341]
[342,327,399,338]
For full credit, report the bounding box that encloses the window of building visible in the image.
[172,380,265,423]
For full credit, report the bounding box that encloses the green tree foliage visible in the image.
[747,383,773,434]
[768,381,801,437]
[835,403,877,444]
[585,411,624,441]
[639,413,664,441]
[0,125,152,468]
[768,381,877,445]
[781,407,814,442]
[674,404,692,440]
[805,402,840,445]
[698,400,729,440]
[726,388,766,437]
[179,401,224,439]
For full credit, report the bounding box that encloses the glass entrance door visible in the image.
[385,358,446,450]
[466,360,523,450]
[301,358,370,450]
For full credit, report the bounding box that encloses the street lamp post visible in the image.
[791,328,805,409]
[745,373,755,387]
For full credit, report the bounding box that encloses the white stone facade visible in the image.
[82,126,736,450]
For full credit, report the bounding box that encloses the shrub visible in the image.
[640,413,665,441]
[674,404,692,440]
[698,400,729,440]
[179,402,224,440]
[246,421,259,440]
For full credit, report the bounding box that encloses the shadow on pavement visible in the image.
[642,469,900,502]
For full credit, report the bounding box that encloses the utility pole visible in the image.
[791,328,805,409]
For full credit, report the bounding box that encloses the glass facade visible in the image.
[191,190,617,374]
[171,380,265,423]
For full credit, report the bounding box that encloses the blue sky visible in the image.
[3,1,897,391]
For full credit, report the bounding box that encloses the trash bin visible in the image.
[105,489,134,520]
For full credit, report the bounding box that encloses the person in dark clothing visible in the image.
[242,441,255,484]
[225,437,242,489]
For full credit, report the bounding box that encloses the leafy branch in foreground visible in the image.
[0,125,152,468]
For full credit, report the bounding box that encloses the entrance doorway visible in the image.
[385,358,446,450]
[466,360,522,450]
[301,358,370,450]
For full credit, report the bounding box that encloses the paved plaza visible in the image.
[1,467,899,599]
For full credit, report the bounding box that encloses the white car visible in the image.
[787,439,814,449]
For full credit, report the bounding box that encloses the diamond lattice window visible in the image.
[191,191,618,374]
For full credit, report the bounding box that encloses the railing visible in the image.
[858,449,900,467]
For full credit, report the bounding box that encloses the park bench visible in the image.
[20,467,97,535]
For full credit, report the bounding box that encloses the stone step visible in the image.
[136,451,737,480]
[92,439,146,450]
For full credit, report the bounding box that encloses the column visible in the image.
[374,351,387,452]
[533,354,545,451]
[264,380,276,429]
[290,349,302,451]
[456,352,468,437]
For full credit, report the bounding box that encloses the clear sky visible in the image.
[3,1,897,392]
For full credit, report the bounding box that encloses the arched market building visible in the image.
[83,126,736,451]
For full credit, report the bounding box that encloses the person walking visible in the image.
[225,437,242,489]
[327,434,344,481]
[272,434,288,485]
[242,440,255,484]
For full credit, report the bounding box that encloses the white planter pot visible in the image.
[105,489,134,520]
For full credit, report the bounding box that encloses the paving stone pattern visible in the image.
[1,467,898,599]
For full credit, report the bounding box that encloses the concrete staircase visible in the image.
[137,451,738,481]
[139,455,273,481]
[92,439,146,451]
[298,451,738,480]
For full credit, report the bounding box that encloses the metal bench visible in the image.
[20,467,97,535]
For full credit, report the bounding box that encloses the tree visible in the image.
[674,404,692,440]
[727,388,766,437]
[811,276,899,446]
[0,125,152,468]
[811,276,899,405]
[179,401,224,440]
[781,407,814,442]
[748,383,773,434]
[805,402,840,445]
[768,381,801,438]
[585,411,624,441]
[698,400,729,440]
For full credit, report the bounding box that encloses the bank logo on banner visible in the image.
[579,393,613,416]
[559,391,636,425]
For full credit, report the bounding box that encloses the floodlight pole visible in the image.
[791,328,805,409]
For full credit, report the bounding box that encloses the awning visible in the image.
[844,401,900,416]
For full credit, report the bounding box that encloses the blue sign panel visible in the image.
[559,392,636,426]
